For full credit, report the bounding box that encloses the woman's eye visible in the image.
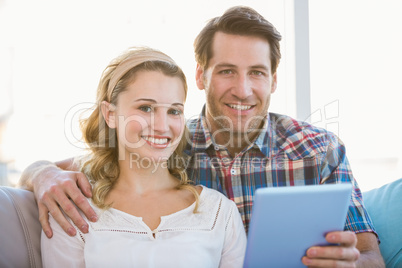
[168,108,182,115]
[139,105,152,112]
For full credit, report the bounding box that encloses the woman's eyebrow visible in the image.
[133,98,157,103]
[172,103,184,107]
[134,99,184,107]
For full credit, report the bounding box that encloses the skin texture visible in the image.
[196,32,277,156]
[102,70,185,163]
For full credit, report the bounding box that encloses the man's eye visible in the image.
[251,70,264,76]
[220,69,233,75]
[139,105,152,112]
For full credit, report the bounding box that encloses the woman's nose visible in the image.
[152,109,169,133]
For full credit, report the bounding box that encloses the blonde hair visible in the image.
[80,47,199,211]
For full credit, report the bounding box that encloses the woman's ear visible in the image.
[101,101,116,128]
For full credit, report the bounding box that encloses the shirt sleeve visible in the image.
[219,201,247,268]
[41,213,86,268]
[320,133,377,236]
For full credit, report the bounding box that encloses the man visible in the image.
[21,6,384,267]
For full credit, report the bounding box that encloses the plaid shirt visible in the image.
[184,109,376,235]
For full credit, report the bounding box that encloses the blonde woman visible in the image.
[41,47,246,267]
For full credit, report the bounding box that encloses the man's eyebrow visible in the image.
[250,64,269,71]
[215,63,269,71]
[215,63,236,69]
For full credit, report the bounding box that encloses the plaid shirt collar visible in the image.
[187,106,331,161]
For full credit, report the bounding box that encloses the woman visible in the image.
[41,47,246,267]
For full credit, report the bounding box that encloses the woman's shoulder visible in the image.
[198,185,231,200]
[198,186,238,212]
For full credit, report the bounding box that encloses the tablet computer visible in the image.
[243,183,352,268]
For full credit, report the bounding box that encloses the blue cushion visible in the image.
[363,178,402,268]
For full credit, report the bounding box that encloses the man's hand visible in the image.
[302,231,359,267]
[302,231,384,268]
[20,160,97,238]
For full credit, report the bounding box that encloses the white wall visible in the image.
[0,0,288,184]
[1,0,400,190]
[309,0,402,191]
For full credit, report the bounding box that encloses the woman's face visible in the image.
[107,70,186,164]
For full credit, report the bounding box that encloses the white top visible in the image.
[41,186,247,268]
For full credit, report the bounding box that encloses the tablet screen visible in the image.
[244,183,352,267]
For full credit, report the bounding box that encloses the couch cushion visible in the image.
[0,186,42,268]
[363,178,402,268]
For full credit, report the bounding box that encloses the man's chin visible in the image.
[206,111,265,132]
[215,124,260,135]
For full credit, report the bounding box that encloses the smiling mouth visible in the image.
[227,104,253,111]
[142,136,170,145]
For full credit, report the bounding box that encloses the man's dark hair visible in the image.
[194,6,282,74]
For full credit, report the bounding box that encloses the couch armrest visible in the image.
[0,186,42,268]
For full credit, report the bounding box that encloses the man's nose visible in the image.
[232,74,253,99]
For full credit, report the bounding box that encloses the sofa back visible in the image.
[363,178,402,268]
[0,186,42,268]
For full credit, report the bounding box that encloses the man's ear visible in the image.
[101,101,116,128]
[271,72,278,94]
[195,63,205,90]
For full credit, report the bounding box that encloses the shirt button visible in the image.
[214,146,219,151]
[230,169,236,175]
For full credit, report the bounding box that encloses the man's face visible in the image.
[196,32,277,136]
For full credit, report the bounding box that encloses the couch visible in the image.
[0,179,401,268]
[0,186,42,268]
[363,178,402,267]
